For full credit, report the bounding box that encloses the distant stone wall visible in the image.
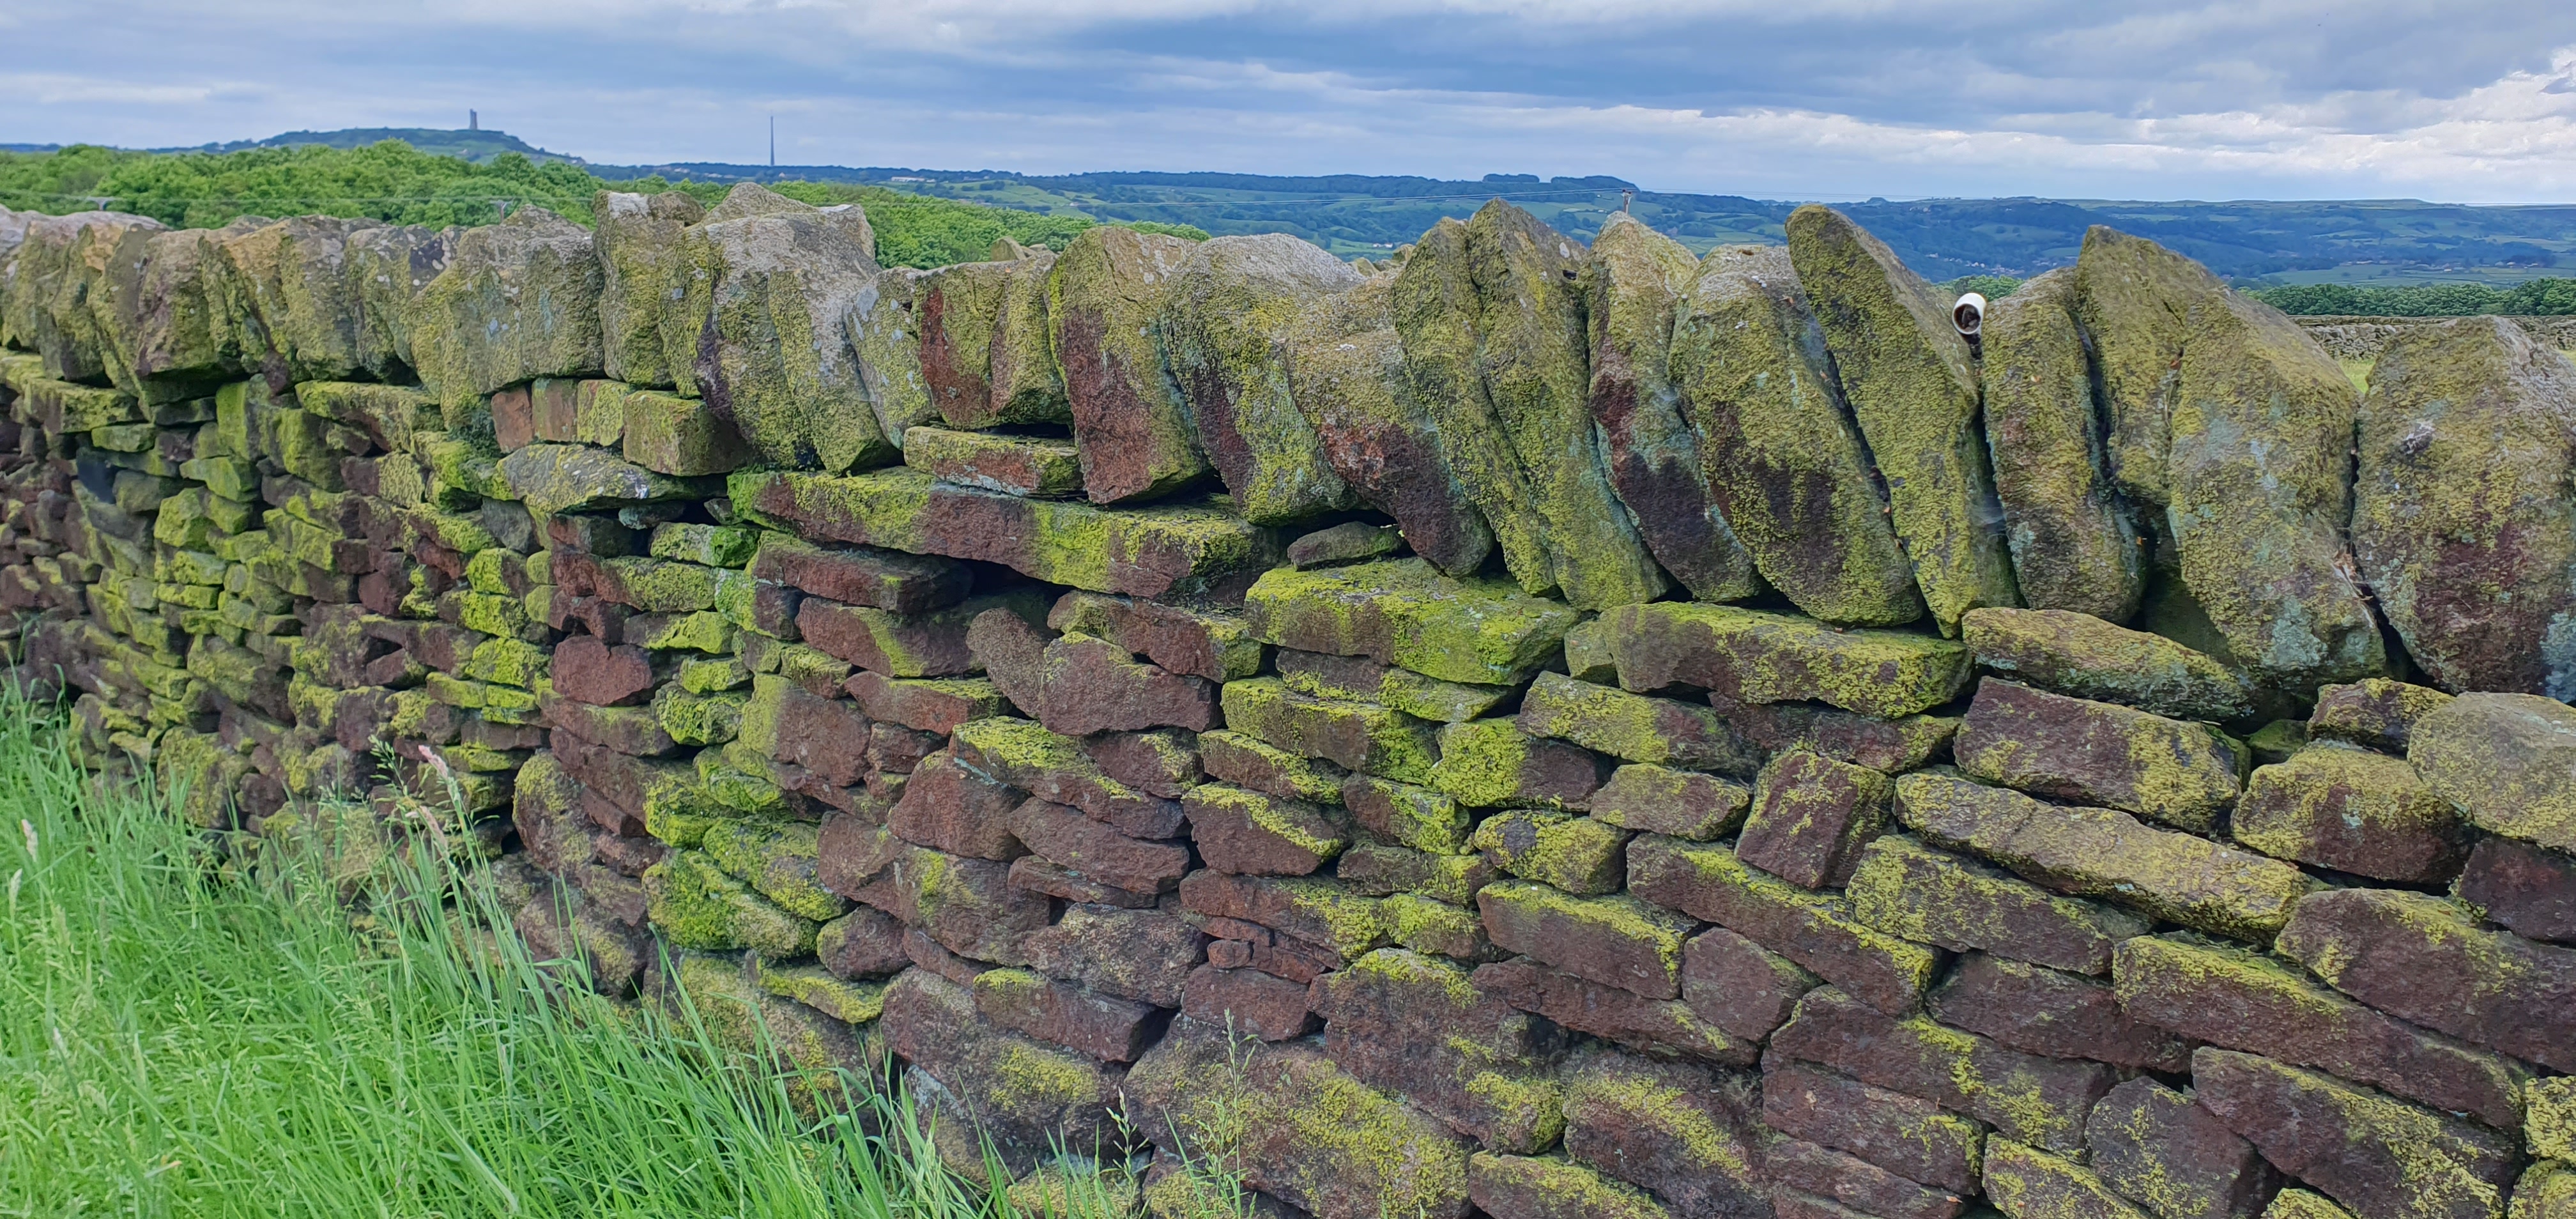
[2296,313,2576,360]
[2,195,2572,1219]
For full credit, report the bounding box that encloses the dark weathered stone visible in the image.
[1894,772,2313,942]
[871,844,1050,967]
[2112,931,2527,1128]
[1286,521,1405,569]
[1184,783,1349,877]
[1706,695,1961,774]
[1337,841,1495,906]
[1788,206,2016,635]
[1161,233,1368,521]
[1584,211,1762,602]
[1471,958,1751,1065]
[1680,925,1820,1042]
[1669,242,1920,625]
[1202,729,1352,806]
[1124,1017,1473,1219]
[1469,1153,1676,1219]
[1627,834,1945,1015]
[816,905,912,979]
[879,969,1125,1174]
[2352,316,2576,696]
[1761,1060,1984,1195]
[1222,677,1439,786]
[1590,763,1752,841]
[2234,746,2465,884]
[1979,269,2143,622]
[2275,886,2576,1073]
[1735,751,1893,889]
[1955,680,2243,834]
[1477,880,1689,999]
[949,716,1185,839]
[901,425,1082,497]
[1181,964,1317,1041]
[885,750,1027,861]
[2454,836,2576,946]
[1048,590,1264,684]
[1029,632,1219,737]
[1848,835,2148,976]
[750,533,969,614]
[1007,856,1157,910]
[2193,1048,2523,1219]
[1558,1044,1773,1219]
[1928,952,2189,1071]
[1602,602,1971,719]
[1766,1138,1967,1219]
[2411,693,2576,855]
[844,670,1010,736]
[1312,948,1565,1153]
[2307,679,2451,755]
[552,634,659,705]
[1771,986,2116,1154]
[1177,871,1388,963]
[1082,728,1202,799]
[1005,797,1188,896]
[1243,558,1574,687]
[1438,722,1613,815]
[2087,1077,2283,1219]
[1962,608,2252,722]
[1984,1139,2158,1219]
[970,967,1165,1062]
[1021,904,1205,1008]
[1471,810,1629,894]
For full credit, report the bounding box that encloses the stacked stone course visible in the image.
[3,187,2574,1219]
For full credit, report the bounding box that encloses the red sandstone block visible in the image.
[1760,1061,1984,1196]
[772,682,875,787]
[1183,965,1315,1041]
[974,969,1165,1062]
[1735,751,1894,889]
[887,751,1027,861]
[1007,855,1160,908]
[1472,957,1751,1065]
[1681,925,1819,1042]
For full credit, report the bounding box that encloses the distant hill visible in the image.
[19,126,2576,283]
[165,127,586,166]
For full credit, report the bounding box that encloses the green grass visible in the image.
[0,691,1207,1216]
[0,142,1206,268]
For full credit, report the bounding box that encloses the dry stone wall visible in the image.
[1,187,2573,1219]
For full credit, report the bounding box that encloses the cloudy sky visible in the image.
[8,1,2576,202]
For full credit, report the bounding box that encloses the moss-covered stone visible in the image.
[1955,679,2245,835]
[1963,606,2253,722]
[1788,206,2018,634]
[1392,203,1667,610]
[900,424,1085,498]
[1047,224,1210,503]
[1984,1140,2154,1219]
[1434,719,1608,814]
[496,441,710,519]
[1556,1045,1770,1219]
[847,266,937,445]
[2527,1077,2575,1163]
[1470,813,1631,896]
[1342,774,1471,855]
[1772,986,2113,1154]
[1584,211,1761,603]
[2353,316,2576,696]
[2235,744,2465,884]
[1312,949,1567,1154]
[643,848,818,960]
[2411,692,2576,854]
[1895,772,2313,942]
[592,189,705,388]
[1162,234,1361,524]
[1625,834,1949,1015]
[1222,678,1439,785]
[1981,268,2145,622]
[1517,671,1758,774]
[618,388,754,477]
[407,207,602,411]
[2508,1166,2573,1219]
[2193,1048,2521,1219]
[1243,558,1574,687]
[1601,601,1971,719]
[2074,226,2382,693]
[1847,834,2147,976]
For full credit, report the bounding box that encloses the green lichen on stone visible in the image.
[1160,234,1361,523]
[592,189,706,388]
[1046,224,1211,503]
[629,611,737,654]
[1433,719,1586,811]
[1204,729,1346,804]
[698,818,841,921]
[1847,834,2147,974]
[678,655,754,694]
[653,684,749,746]
[1601,601,1972,719]
[900,425,1085,497]
[1243,558,1575,686]
[2529,1077,2576,1163]
[1984,1139,2153,1219]
[1381,890,1492,954]
[1220,678,1439,785]
[1480,879,1687,976]
[1467,809,1629,896]
[494,441,712,519]
[2232,744,2463,882]
[460,637,548,688]
[1979,270,2145,622]
[2410,693,2576,854]
[694,748,786,815]
[1559,1046,1767,1192]
[1470,1154,1675,1219]
[1963,606,2253,722]
[644,848,818,959]
[1344,774,1472,855]
[753,962,888,1025]
[650,521,758,568]
[2263,1189,2356,1219]
[1516,671,1749,771]
[1190,782,1352,865]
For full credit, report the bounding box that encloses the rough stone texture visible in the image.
[1584,211,1761,602]
[2114,931,2527,1128]
[1471,957,1751,1065]
[1981,268,2143,622]
[1312,949,1567,1153]
[1162,234,1361,523]
[1896,772,2313,942]
[1124,1017,1474,1219]
[1929,952,2190,1072]
[1244,558,1575,687]
[1680,925,1820,1043]
[1438,721,1612,813]
[2233,745,2466,884]
[1772,986,2117,1155]
[1022,904,1204,1008]
[409,207,602,410]
[2073,226,2383,694]
[1735,751,1894,889]
[2509,1166,2575,1219]
[1518,671,1761,774]
[1761,1060,1985,1196]
[1468,1153,1677,1219]
[1602,601,1972,719]
[1628,834,1946,1015]
[1669,243,1920,625]
[2192,1048,2523,1219]
[1847,834,2149,976]
[1047,225,1209,503]
[879,969,1125,1175]
[2274,885,2576,1072]
[2087,1077,2284,1219]
[592,189,705,388]
[1222,677,1440,785]
[1788,205,2018,635]
[2308,679,2452,755]
[1955,679,2244,835]
[1476,881,1688,999]
[1558,1045,1773,1219]
[1184,783,1349,877]
[1963,608,2253,722]
[2454,836,2576,945]
[1707,695,1961,774]
[901,425,1084,498]
[2351,316,2576,697]
[2411,693,2576,854]
[1590,763,1752,841]
[1393,203,1669,610]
